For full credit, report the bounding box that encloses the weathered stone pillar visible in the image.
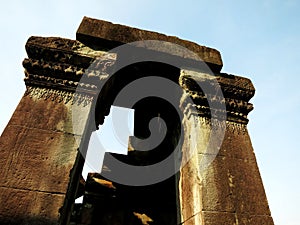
[0,16,274,225]
[0,36,115,224]
[179,70,274,225]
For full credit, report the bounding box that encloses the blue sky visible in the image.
[1,1,299,224]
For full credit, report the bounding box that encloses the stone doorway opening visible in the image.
[72,62,183,225]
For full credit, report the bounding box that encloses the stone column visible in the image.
[0,36,115,225]
[179,70,274,225]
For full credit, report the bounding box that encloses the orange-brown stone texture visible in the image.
[0,17,274,225]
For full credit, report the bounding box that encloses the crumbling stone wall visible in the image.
[0,17,274,225]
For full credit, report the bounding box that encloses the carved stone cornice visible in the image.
[23,36,255,125]
[25,36,114,68]
[179,70,255,124]
[23,36,116,105]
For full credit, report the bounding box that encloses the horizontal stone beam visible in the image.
[76,17,223,72]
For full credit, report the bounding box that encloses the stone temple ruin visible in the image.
[0,17,274,225]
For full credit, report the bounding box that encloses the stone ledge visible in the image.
[76,16,223,72]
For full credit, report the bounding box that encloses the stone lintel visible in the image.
[76,17,223,72]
